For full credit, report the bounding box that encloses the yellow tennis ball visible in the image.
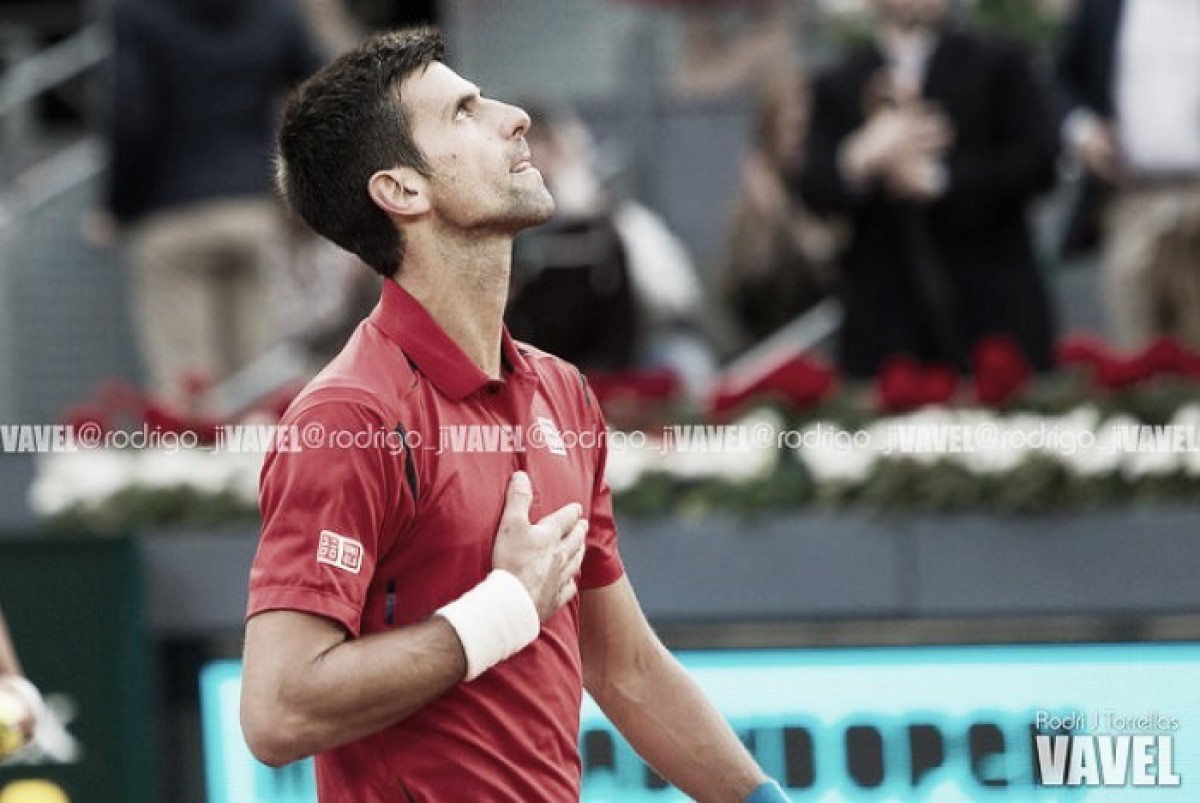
[0,686,33,759]
[0,780,70,803]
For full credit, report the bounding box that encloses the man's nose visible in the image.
[501,101,531,139]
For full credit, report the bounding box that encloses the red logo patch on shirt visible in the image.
[317,530,364,574]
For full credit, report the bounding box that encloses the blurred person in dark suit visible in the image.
[718,61,843,348]
[506,107,638,372]
[345,0,438,31]
[1056,0,1200,349]
[102,0,325,407]
[800,0,1059,378]
[508,105,715,392]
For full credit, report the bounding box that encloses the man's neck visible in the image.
[395,230,513,379]
[877,22,937,98]
[878,23,935,57]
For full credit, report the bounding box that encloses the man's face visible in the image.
[871,0,947,30]
[403,62,555,233]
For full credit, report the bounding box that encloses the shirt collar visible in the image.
[369,280,531,401]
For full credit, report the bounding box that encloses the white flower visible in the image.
[29,446,266,518]
[225,451,266,504]
[28,449,138,516]
[877,408,958,467]
[1046,407,1108,477]
[1172,404,1200,477]
[1111,415,1181,479]
[962,409,1025,475]
[796,421,877,484]
[1061,413,1123,478]
[654,410,781,484]
[604,432,656,493]
[134,448,227,494]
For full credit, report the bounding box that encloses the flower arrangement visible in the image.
[609,334,1200,517]
[29,335,1200,534]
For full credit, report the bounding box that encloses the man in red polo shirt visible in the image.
[240,27,790,802]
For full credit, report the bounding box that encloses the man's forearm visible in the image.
[242,613,466,766]
[591,645,766,803]
[0,613,22,677]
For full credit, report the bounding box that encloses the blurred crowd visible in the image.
[86,0,1200,417]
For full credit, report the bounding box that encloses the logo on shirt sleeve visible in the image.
[316,530,364,574]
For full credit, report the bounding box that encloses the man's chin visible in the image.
[511,196,557,231]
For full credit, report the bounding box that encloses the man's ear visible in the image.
[368,167,430,219]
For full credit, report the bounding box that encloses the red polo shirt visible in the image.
[247,280,624,802]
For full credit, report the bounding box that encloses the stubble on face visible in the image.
[424,160,555,237]
[500,159,557,232]
[404,64,557,237]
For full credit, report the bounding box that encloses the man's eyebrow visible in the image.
[446,86,482,118]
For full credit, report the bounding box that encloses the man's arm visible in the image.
[1053,2,1124,185]
[0,611,21,677]
[241,609,466,766]
[579,577,776,802]
[0,609,41,757]
[241,472,587,767]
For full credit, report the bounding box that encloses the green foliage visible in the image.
[966,0,1060,48]
[35,370,1200,533]
[44,486,259,538]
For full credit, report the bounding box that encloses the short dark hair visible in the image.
[276,28,445,278]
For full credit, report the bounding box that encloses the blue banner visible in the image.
[202,643,1200,801]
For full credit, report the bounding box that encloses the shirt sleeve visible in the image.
[247,397,412,636]
[579,385,625,590]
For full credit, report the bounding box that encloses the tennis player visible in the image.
[240,28,790,802]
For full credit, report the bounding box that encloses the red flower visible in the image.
[706,386,749,421]
[178,371,215,404]
[876,356,922,412]
[876,355,959,412]
[1135,335,1200,380]
[759,355,837,408]
[95,379,150,419]
[143,401,189,434]
[1057,334,1200,389]
[972,335,1031,406]
[61,403,110,435]
[706,352,835,419]
[1092,354,1148,391]
[143,401,225,445]
[586,368,681,409]
[1056,333,1112,369]
[922,364,958,405]
[188,416,224,446]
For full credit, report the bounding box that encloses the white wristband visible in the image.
[437,570,541,682]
